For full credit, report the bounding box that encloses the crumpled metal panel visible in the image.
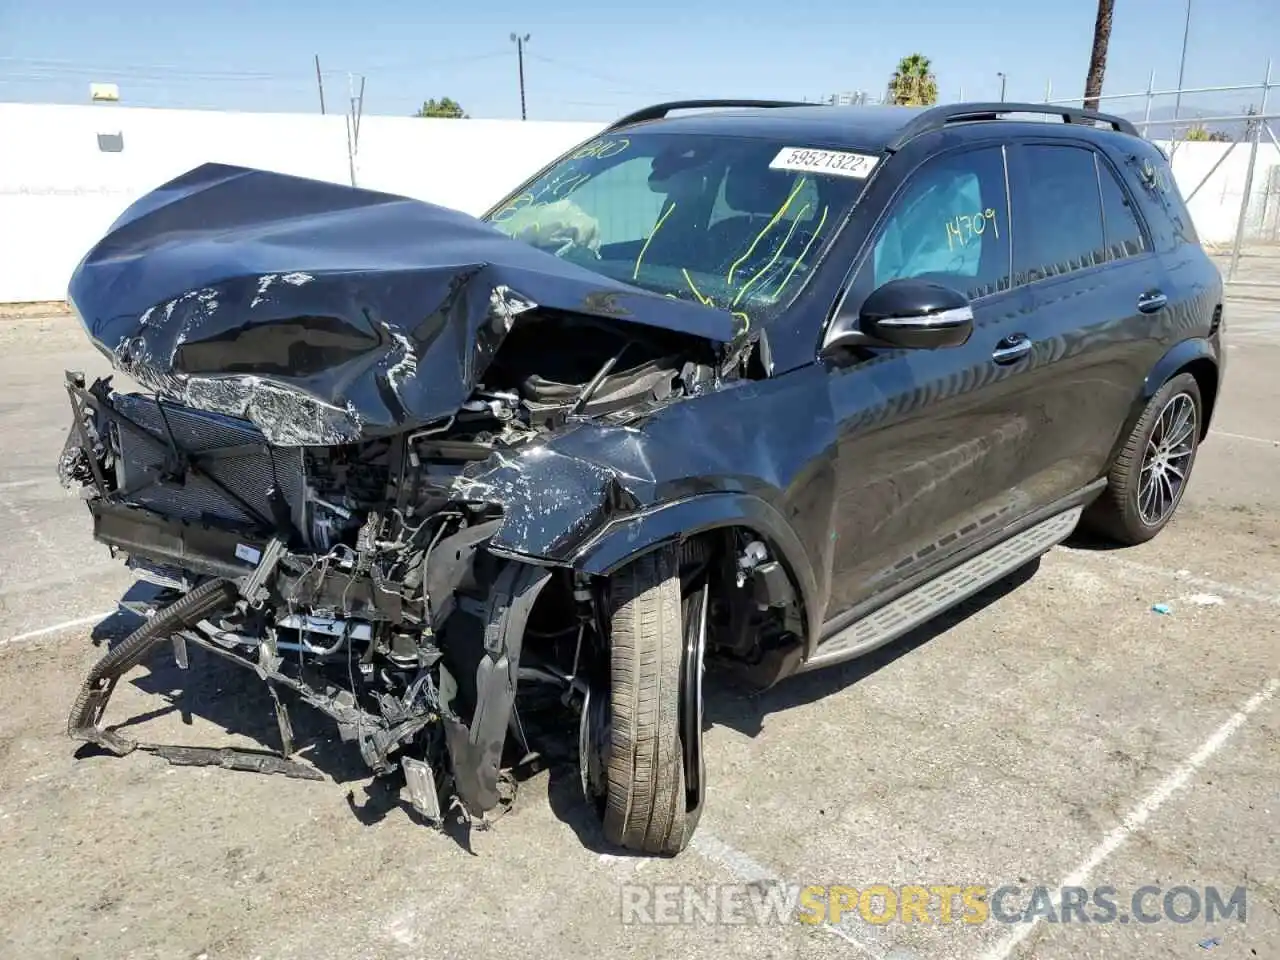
[66,162,740,445]
[458,364,840,572]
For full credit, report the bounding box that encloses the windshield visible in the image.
[483,131,871,328]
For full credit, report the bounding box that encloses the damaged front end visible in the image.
[58,329,727,825]
[56,163,748,828]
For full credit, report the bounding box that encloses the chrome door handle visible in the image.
[992,333,1032,364]
[1137,291,1168,313]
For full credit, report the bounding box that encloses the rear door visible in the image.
[1004,139,1168,504]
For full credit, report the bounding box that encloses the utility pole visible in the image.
[1172,0,1192,135]
[314,54,326,114]
[510,32,530,120]
[997,72,1007,101]
[345,72,366,187]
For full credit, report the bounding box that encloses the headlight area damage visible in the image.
[56,164,797,845]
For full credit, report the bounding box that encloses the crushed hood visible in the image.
[67,162,740,445]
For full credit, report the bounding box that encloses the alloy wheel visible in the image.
[1138,392,1197,526]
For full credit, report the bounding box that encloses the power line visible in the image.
[0,50,515,82]
[0,71,328,87]
[356,50,511,74]
[522,52,683,98]
[0,56,296,80]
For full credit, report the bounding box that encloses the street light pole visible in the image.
[510,32,530,120]
[998,72,1007,101]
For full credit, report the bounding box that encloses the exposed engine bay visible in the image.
[57,307,798,830]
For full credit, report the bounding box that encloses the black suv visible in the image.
[58,100,1223,855]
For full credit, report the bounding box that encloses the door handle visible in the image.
[1137,290,1168,313]
[992,333,1032,365]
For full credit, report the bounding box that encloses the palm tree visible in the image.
[1082,0,1115,111]
[888,54,939,107]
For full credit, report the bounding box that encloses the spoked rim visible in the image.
[1138,392,1197,526]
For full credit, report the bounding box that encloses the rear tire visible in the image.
[1086,372,1202,545]
[602,546,689,855]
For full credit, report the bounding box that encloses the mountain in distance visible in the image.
[1114,103,1260,142]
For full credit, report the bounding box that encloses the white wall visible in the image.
[1154,138,1280,247]
[2,102,1276,303]
[0,103,603,303]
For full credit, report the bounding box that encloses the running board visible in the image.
[800,506,1083,672]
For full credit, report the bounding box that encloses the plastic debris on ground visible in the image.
[1185,593,1225,606]
[1151,603,1173,615]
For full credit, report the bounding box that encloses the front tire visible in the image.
[1086,372,1202,545]
[601,546,690,854]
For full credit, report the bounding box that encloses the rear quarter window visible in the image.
[1115,142,1199,253]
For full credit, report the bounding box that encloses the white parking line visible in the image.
[979,677,1279,960]
[690,831,886,959]
[1210,430,1279,446]
[0,479,44,490]
[689,831,779,884]
[0,611,114,648]
[1058,550,1280,607]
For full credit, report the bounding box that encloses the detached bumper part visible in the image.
[444,563,552,817]
[63,577,325,775]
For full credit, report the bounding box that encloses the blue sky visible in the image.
[1,0,1276,121]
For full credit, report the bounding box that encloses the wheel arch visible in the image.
[569,491,823,650]
[1141,338,1219,438]
[1104,338,1220,473]
[1179,357,1219,439]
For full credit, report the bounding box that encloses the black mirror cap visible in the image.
[860,278,974,349]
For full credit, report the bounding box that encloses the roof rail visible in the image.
[885,102,1140,151]
[605,99,814,131]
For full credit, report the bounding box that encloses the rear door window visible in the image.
[1012,144,1107,284]
[1097,156,1149,261]
[1118,143,1199,253]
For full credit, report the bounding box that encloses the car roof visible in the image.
[607,101,1141,154]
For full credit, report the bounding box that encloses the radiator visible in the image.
[111,392,308,534]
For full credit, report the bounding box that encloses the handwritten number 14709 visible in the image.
[945,209,999,249]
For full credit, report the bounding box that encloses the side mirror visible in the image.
[823,278,974,354]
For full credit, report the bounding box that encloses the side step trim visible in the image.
[799,505,1082,672]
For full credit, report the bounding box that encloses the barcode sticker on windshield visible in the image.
[769,147,880,179]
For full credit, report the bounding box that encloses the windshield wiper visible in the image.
[568,340,633,419]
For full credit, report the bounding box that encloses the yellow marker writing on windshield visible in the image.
[568,137,631,161]
[733,203,810,307]
[681,268,714,307]
[539,172,588,201]
[634,202,677,280]
[769,204,828,299]
[727,178,808,286]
